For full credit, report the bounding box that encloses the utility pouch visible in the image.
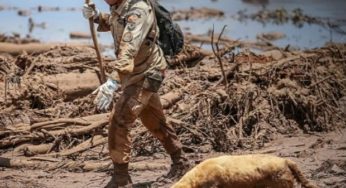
[143,70,163,92]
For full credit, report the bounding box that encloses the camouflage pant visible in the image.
[108,82,182,164]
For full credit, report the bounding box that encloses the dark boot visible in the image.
[167,150,190,180]
[105,163,133,188]
[155,150,190,185]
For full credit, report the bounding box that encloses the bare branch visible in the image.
[211,25,229,87]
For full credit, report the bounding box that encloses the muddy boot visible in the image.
[154,150,190,186]
[105,163,133,188]
[167,150,190,180]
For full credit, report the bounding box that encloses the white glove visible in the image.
[92,78,118,111]
[82,4,100,19]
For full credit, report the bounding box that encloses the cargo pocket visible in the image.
[143,69,163,92]
[127,89,153,117]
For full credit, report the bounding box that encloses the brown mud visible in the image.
[0,6,346,188]
[1,126,345,188]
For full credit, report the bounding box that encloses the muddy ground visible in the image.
[1,2,346,188]
[0,35,345,188]
[1,128,345,188]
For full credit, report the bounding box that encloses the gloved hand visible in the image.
[92,78,118,111]
[82,3,100,20]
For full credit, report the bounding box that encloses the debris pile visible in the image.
[0,33,39,44]
[134,44,346,155]
[1,33,345,174]
[172,7,224,21]
[236,8,346,34]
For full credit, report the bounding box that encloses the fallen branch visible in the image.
[69,32,91,39]
[31,118,90,131]
[14,143,54,156]
[0,120,108,148]
[42,70,101,101]
[161,90,184,109]
[0,156,168,172]
[0,42,91,55]
[185,34,233,46]
[48,135,107,157]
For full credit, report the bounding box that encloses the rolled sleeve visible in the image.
[115,7,153,74]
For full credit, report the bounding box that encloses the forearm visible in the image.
[109,70,120,82]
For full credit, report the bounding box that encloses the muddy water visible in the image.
[0,0,345,50]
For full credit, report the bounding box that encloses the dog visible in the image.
[172,154,317,188]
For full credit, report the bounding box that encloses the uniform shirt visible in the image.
[96,0,167,88]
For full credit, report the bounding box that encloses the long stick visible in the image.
[85,0,106,83]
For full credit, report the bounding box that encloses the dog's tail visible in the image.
[287,160,318,188]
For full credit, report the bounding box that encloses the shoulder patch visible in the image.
[127,22,136,31]
[123,32,133,42]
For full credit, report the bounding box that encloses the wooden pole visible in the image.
[85,0,106,83]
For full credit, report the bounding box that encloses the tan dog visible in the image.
[172,154,317,188]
